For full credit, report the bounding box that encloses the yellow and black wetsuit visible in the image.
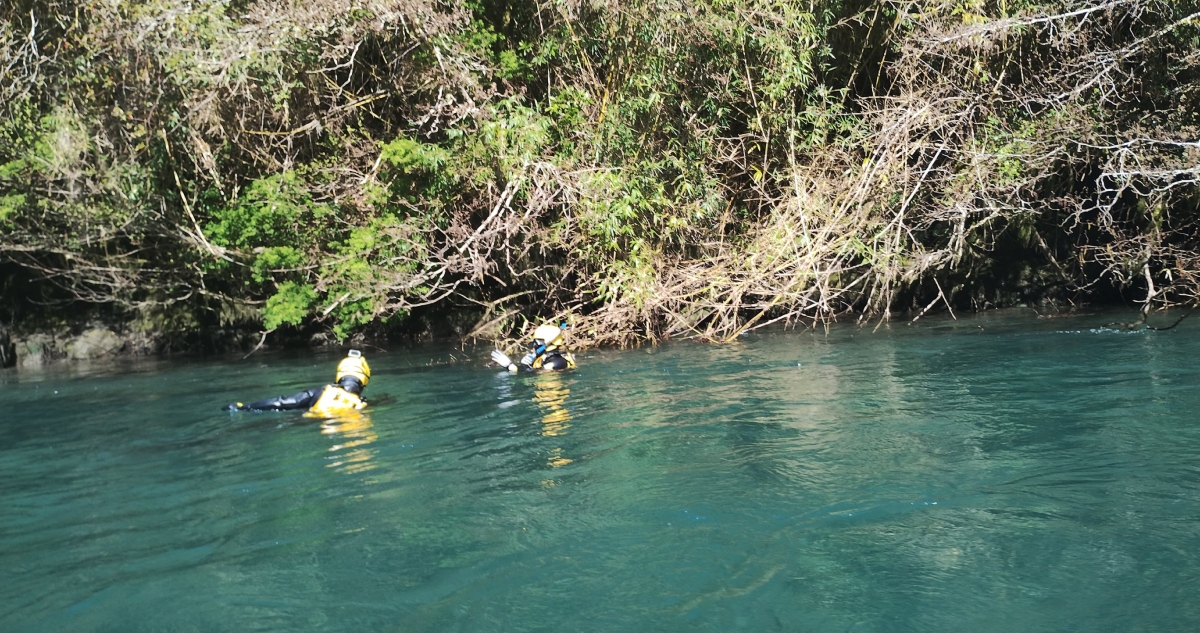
[226,376,366,415]
[225,350,371,416]
[516,349,576,372]
[499,322,576,373]
[527,351,576,371]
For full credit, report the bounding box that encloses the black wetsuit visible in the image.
[518,350,573,371]
[536,352,572,370]
[226,376,364,411]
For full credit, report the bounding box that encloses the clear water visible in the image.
[3,311,1200,632]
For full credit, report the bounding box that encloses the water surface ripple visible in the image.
[3,312,1200,632]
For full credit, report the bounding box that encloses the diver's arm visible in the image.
[491,349,535,372]
[502,359,538,373]
[225,386,323,411]
[516,351,537,372]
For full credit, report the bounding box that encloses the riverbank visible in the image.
[2,303,1173,373]
[0,303,478,370]
[4,1,1198,355]
[4,325,149,370]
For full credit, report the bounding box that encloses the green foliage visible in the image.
[474,99,550,179]
[205,171,329,250]
[377,136,456,214]
[319,214,422,339]
[0,194,25,227]
[460,1,534,81]
[380,137,451,174]
[6,0,1200,345]
[252,246,304,284]
[262,281,317,330]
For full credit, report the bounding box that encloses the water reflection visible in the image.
[533,373,573,468]
[319,411,377,474]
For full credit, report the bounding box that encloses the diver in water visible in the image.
[224,350,371,416]
[491,322,576,372]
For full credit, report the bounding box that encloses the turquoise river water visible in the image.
[3,310,1200,632]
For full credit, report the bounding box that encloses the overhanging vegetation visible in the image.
[2,0,1198,348]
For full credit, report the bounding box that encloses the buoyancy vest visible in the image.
[305,384,366,417]
[532,352,576,370]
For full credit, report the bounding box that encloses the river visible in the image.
[3,310,1199,632]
